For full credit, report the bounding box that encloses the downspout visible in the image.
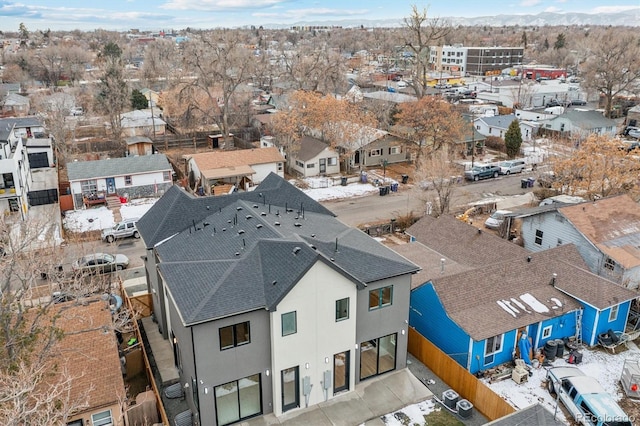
[466,338,473,371]
[589,310,600,347]
[534,320,542,349]
[191,327,201,424]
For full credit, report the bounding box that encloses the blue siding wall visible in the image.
[592,302,631,346]
[470,330,517,375]
[410,283,470,368]
[581,306,598,346]
[535,312,577,348]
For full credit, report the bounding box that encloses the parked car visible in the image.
[72,253,130,274]
[397,80,408,88]
[570,99,587,106]
[70,107,84,116]
[464,164,500,181]
[102,217,140,243]
[623,126,640,139]
[484,210,512,229]
[547,366,632,426]
[546,99,562,107]
[498,160,526,175]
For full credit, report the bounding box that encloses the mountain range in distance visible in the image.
[258,10,639,29]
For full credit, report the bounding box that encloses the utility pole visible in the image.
[471,111,476,167]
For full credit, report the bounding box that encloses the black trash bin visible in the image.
[521,178,528,189]
[401,174,409,184]
[340,176,348,186]
[379,187,386,196]
[385,186,391,195]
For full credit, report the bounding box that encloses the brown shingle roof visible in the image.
[559,195,640,268]
[189,147,284,171]
[405,215,527,267]
[297,136,331,162]
[392,242,472,289]
[51,299,126,412]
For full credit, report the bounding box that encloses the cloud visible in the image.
[160,0,290,11]
[544,7,562,13]
[592,5,640,14]
[519,0,541,7]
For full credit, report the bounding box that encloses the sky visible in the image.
[0,0,638,33]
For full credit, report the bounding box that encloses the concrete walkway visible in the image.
[141,316,179,386]
[244,368,432,426]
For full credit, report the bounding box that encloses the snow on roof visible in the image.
[498,292,552,317]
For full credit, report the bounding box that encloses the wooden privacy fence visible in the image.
[129,293,153,317]
[408,327,515,421]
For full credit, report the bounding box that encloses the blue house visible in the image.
[396,215,636,374]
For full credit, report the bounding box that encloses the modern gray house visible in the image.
[136,173,419,426]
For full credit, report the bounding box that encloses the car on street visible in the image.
[547,366,631,426]
[570,99,587,106]
[101,217,140,243]
[72,253,130,274]
[464,164,501,181]
[624,126,640,139]
[498,160,526,175]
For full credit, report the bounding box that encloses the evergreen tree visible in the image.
[521,31,527,49]
[543,38,550,50]
[554,33,566,50]
[505,120,523,159]
[131,89,148,110]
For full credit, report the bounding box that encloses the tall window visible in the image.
[215,374,262,425]
[369,286,393,310]
[609,305,619,322]
[91,410,113,426]
[535,229,544,245]
[484,334,503,365]
[542,325,552,339]
[219,322,251,350]
[359,334,397,380]
[282,311,297,336]
[80,179,97,195]
[124,175,132,185]
[335,298,349,321]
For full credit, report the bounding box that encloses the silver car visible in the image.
[102,218,140,243]
[72,253,130,274]
[498,160,526,175]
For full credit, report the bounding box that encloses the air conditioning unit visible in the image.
[442,389,459,409]
[457,399,473,418]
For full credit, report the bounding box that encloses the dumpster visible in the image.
[521,179,528,189]
[390,183,398,192]
[341,176,348,186]
[401,174,409,184]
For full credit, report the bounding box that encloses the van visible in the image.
[102,218,140,243]
[498,160,526,175]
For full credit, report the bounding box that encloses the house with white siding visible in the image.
[290,136,340,177]
[539,109,617,140]
[514,195,640,290]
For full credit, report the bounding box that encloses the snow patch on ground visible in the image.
[63,206,115,232]
[301,181,379,201]
[379,399,438,425]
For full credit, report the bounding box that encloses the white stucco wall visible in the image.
[252,162,283,183]
[270,260,357,416]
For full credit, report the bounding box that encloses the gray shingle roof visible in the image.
[66,154,172,181]
[146,173,419,326]
[297,136,330,162]
[478,114,517,129]
[559,109,617,129]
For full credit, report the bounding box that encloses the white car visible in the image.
[397,80,408,88]
[484,210,511,229]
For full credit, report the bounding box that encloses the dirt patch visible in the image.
[366,162,416,183]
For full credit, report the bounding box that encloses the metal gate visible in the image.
[28,152,49,169]
[28,189,58,206]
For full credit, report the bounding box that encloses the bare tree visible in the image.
[180,30,257,149]
[95,41,129,151]
[402,5,451,98]
[582,28,640,118]
[412,145,462,216]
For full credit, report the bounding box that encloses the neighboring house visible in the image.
[291,136,340,177]
[539,109,617,139]
[66,154,173,209]
[0,120,32,219]
[473,113,538,142]
[1,93,30,117]
[396,215,635,374]
[140,88,159,108]
[126,136,154,156]
[187,147,285,195]
[515,194,640,290]
[57,299,127,426]
[119,109,166,137]
[0,117,58,214]
[627,104,640,127]
[136,173,419,425]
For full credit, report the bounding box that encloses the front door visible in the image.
[334,351,350,394]
[281,366,299,412]
[319,158,326,174]
[105,177,116,195]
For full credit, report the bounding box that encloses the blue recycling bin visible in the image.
[527,178,535,188]
[391,183,399,192]
[361,172,368,183]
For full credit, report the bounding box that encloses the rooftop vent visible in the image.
[236,206,243,211]
[256,224,263,229]
[272,280,277,286]
[245,215,252,220]
[274,221,280,226]
[527,256,531,263]
[293,247,301,255]
[235,252,240,256]
[227,219,232,224]
[238,230,245,235]
[311,234,316,238]
[203,222,210,227]
[222,228,227,232]
[260,212,267,216]
[311,245,316,250]
[294,223,302,227]
[253,204,259,208]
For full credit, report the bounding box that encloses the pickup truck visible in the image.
[464,165,500,181]
[547,366,631,426]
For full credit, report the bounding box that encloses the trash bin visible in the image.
[341,176,348,186]
[385,186,391,195]
[521,178,528,189]
[361,173,368,183]
[379,187,386,196]
[391,183,398,192]
[527,178,535,188]
[401,174,409,184]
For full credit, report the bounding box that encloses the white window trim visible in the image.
[609,305,619,322]
[91,409,113,426]
[542,325,552,339]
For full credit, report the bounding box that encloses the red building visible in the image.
[522,66,567,80]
